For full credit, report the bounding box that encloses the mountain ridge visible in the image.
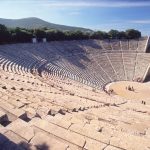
[0,17,92,32]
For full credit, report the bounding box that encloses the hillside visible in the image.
[0,17,92,32]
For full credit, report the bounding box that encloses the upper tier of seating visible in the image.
[0,37,149,89]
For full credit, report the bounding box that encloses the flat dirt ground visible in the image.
[108,81,150,101]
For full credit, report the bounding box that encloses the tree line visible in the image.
[0,24,141,44]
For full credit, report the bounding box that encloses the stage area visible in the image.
[106,81,150,102]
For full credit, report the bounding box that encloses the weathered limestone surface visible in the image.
[30,132,69,150]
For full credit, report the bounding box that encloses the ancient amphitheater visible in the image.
[0,37,150,150]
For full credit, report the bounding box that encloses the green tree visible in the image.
[118,31,127,39]
[125,29,141,39]
[108,30,120,39]
[11,27,32,43]
[34,29,46,41]
[67,30,89,40]
[0,24,11,44]
[46,29,65,41]
[90,31,108,39]
[0,25,143,44]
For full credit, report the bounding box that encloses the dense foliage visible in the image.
[0,24,11,43]
[0,24,142,44]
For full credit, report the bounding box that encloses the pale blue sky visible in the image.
[0,0,150,35]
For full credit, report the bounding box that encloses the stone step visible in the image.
[110,131,150,150]
[48,105,63,116]
[104,146,122,150]
[70,123,111,145]
[44,115,72,129]
[30,118,86,148]
[6,118,34,142]
[0,100,26,121]
[2,96,25,108]
[0,125,8,134]
[2,130,29,150]
[84,137,107,150]
[30,132,69,150]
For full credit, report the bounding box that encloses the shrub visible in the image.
[0,24,11,44]
[0,24,142,44]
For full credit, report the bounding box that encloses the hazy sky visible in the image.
[0,0,150,35]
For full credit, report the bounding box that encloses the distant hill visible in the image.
[0,17,92,32]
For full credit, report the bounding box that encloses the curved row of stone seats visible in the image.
[107,53,126,81]
[0,39,149,90]
[122,53,137,81]
[120,39,129,50]
[55,57,105,86]
[134,53,150,81]
[47,37,148,53]
[0,39,147,61]
[7,43,54,61]
[137,36,149,52]
[3,58,26,75]
[41,51,150,88]
[0,52,142,89]
[80,57,110,84]
[101,40,112,50]
[40,69,109,95]
[46,60,93,86]
[70,40,89,53]
[45,59,106,89]
[28,99,149,150]
[49,41,73,56]
[60,40,84,54]
[42,70,96,91]
[1,98,149,150]
[87,54,113,83]
[63,59,106,86]
[110,40,121,50]
[0,91,102,119]
[129,39,138,50]
[30,60,47,76]
[55,40,91,56]
[41,70,101,95]
[0,38,148,64]
[0,43,49,63]
[45,62,101,89]
[52,97,104,113]
[91,53,118,81]
[0,81,67,118]
[42,72,86,99]
[39,71,126,105]
[0,71,115,120]
[53,53,115,85]
[78,40,103,54]
[0,62,52,88]
[0,70,49,90]
[0,46,43,77]
[0,53,25,75]
[91,52,150,83]
[53,40,85,56]
[93,37,148,52]
[0,56,35,77]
